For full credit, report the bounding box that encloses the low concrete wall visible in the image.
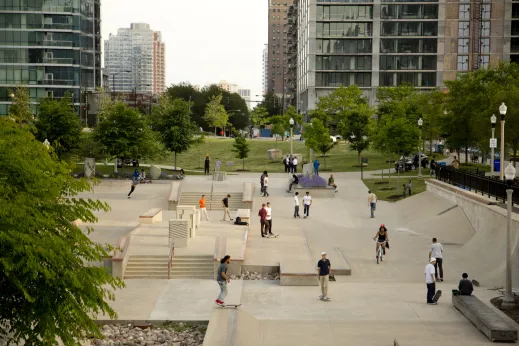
[294,186,335,198]
[242,182,254,210]
[168,181,182,211]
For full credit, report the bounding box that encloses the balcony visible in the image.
[43,23,73,30]
[43,57,74,65]
[40,79,76,86]
[42,40,74,47]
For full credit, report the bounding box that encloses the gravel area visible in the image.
[92,323,206,346]
[229,271,280,280]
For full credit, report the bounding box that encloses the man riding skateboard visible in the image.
[425,257,441,305]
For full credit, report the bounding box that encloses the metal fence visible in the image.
[436,165,519,206]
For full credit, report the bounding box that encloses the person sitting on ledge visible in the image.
[287,174,299,193]
[458,273,474,296]
[328,174,338,193]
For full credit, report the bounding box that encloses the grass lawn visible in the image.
[144,138,398,173]
[459,163,491,172]
[362,177,429,202]
[371,169,433,177]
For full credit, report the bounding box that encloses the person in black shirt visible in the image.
[204,155,210,175]
[317,252,331,301]
[458,273,474,296]
[222,194,232,222]
[286,174,299,192]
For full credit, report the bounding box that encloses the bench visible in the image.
[236,209,251,222]
[139,208,163,224]
[168,182,181,210]
[452,294,518,342]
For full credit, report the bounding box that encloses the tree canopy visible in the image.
[0,118,123,345]
[204,94,229,136]
[304,119,334,169]
[232,134,250,171]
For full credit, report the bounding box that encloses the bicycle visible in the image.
[374,239,386,264]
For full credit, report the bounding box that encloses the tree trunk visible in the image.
[465,146,469,165]
[174,152,177,170]
[214,127,217,137]
[324,154,327,171]
[242,158,245,171]
[275,137,278,149]
[358,151,361,165]
[429,136,433,156]
[514,148,518,169]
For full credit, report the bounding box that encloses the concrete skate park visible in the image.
[79,169,519,345]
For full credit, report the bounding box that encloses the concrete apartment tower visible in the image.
[0,0,102,117]
[295,0,512,118]
[262,44,269,95]
[104,23,166,95]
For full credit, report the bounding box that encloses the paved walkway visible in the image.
[85,173,517,345]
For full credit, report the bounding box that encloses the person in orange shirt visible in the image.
[199,195,210,221]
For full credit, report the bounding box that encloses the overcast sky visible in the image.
[102,0,267,98]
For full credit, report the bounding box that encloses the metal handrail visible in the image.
[168,241,174,280]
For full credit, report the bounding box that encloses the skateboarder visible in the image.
[199,195,210,221]
[263,173,270,197]
[258,203,270,237]
[266,202,274,236]
[222,194,232,222]
[425,258,438,305]
[429,238,444,282]
[260,171,267,196]
[215,255,231,306]
[317,252,331,301]
[127,169,140,199]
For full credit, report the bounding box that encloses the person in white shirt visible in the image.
[292,157,299,173]
[424,258,437,305]
[263,174,270,197]
[429,238,444,282]
[368,190,377,218]
[294,192,301,218]
[303,192,312,218]
[266,202,274,236]
[215,158,222,172]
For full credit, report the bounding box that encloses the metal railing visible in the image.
[436,165,519,206]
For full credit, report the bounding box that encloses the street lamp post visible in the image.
[502,162,517,310]
[491,114,497,178]
[418,118,423,179]
[289,117,295,157]
[500,103,507,180]
[43,139,50,150]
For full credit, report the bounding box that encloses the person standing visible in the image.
[127,169,140,199]
[263,173,270,197]
[215,255,231,306]
[368,190,377,218]
[452,156,460,169]
[283,155,290,173]
[258,203,270,237]
[199,195,210,221]
[292,156,298,173]
[215,158,222,172]
[204,155,211,175]
[429,238,444,282]
[260,171,267,196]
[458,273,474,296]
[221,194,232,222]
[313,159,321,176]
[303,191,312,218]
[294,192,301,218]
[317,252,331,301]
[430,159,436,177]
[407,180,413,196]
[266,202,274,236]
[288,156,294,173]
[425,258,437,305]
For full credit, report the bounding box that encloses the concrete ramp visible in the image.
[203,308,260,346]
[396,192,475,245]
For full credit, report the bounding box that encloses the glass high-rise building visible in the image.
[296,0,511,116]
[0,0,102,116]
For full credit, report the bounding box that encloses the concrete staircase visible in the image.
[169,255,214,279]
[179,192,244,211]
[124,255,169,279]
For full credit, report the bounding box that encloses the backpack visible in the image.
[234,216,248,226]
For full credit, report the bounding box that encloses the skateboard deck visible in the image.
[320,297,331,302]
[268,234,279,238]
[220,304,241,308]
[433,290,442,303]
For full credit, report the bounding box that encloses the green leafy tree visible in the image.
[250,106,269,129]
[0,118,124,345]
[259,91,282,117]
[8,87,34,128]
[314,85,369,126]
[285,105,303,126]
[269,115,286,147]
[78,131,105,161]
[35,93,83,161]
[93,101,164,167]
[304,119,334,170]
[415,90,444,155]
[150,95,203,169]
[232,134,250,170]
[204,94,229,137]
[338,106,372,164]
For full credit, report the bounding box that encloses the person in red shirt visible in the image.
[258,203,270,238]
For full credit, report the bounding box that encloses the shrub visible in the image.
[297,174,327,187]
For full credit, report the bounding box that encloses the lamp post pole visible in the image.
[418,118,423,179]
[491,114,497,178]
[289,117,295,157]
[502,162,517,310]
[500,103,507,180]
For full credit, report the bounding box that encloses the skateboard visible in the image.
[433,290,442,303]
[268,234,279,238]
[219,304,241,308]
[320,297,331,302]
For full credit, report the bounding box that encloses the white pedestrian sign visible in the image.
[490,138,497,148]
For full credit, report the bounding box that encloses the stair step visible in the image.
[124,275,169,279]
[126,266,169,270]
[168,275,213,279]
[169,270,213,275]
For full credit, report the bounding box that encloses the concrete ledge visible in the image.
[212,171,227,181]
[332,247,351,276]
[168,182,182,210]
[452,294,518,342]
[241,265,280,274]
[427,179,498,206]
[280,260,318,286]
[139,208,162,224]
[242,182,254,209]
[294,186,335,198]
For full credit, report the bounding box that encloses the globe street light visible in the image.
[500,103,507,180]
[491,114,497,178]
[418,118,424,179]
[502,162,517,310]
[289,117,295,157]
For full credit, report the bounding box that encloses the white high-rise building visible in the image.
[104,23,166,95]
[238,89,252,110]
[262,44,268,95]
